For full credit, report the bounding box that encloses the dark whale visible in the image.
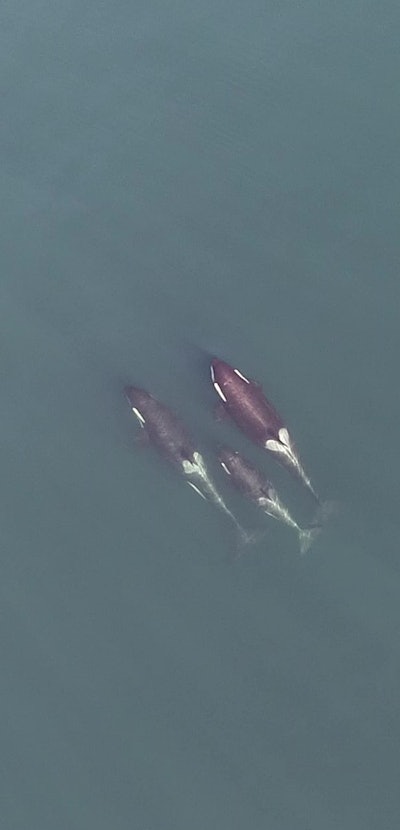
[124,386,252,544]
[210,358,319,502]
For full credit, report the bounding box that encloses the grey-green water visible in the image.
[2,2,400,828]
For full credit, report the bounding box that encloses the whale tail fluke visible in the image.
[298,525,321,555]
[298,499,338,555]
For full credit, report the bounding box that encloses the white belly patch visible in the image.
[278,427,290,447]
[265,438,282,453]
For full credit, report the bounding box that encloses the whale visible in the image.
[218,446,320,555]
[210,358,319,502]
[124,386,253,545]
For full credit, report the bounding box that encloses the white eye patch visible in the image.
[233,368,250,383]
[213,382,227,402]
[132,407,146,426]
[220,461,231,475]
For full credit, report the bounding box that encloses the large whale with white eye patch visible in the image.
[210,358,319,502]
[218,446,320,555]
[124,386,252,544]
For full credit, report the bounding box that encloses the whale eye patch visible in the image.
[213,382,227,402]
[233,368,250,383]
[132,407,146,426]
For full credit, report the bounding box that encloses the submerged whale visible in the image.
[218,446,320,555]
[124,386,253,545]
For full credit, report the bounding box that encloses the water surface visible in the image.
[1,2,400,828]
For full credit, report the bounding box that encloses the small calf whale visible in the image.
[124,386,252,545]
[218,446,320,555]
[210,358,319,502]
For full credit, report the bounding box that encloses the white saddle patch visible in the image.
[233,368,250,383]
[278,427,290,447]
[132,406,146,426]
[213,382,227,402]
[187,481,207,500]
[220,461,231,476]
